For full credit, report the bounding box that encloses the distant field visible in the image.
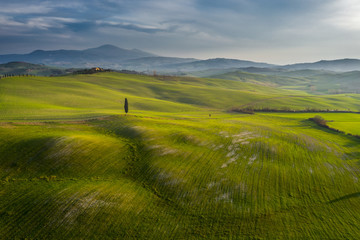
[1,73,360,239]
[0,73,359,122]
[325,114,360,135]
[261,112,360,135]
[208,69,360,94]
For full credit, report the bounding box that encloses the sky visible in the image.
[0,0,360,64]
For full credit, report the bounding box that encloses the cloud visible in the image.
[95,20,172,33]
[27,17,81,30]
[0,0,360,63]
[0,16,82,34]
[0,4,52,14]
[0,1,86,15]
[323,0,360,30]
[0,16,25,27]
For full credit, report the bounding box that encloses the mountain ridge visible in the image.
[282,58,360,71]
[0,45,359,72]
[0,45,157,68]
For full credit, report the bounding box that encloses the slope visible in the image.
[209,68,360,94]
[1,72,360,122]
[1,72,360,239]
[1,113,360,239]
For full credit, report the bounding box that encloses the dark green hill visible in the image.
[0,62,72,76]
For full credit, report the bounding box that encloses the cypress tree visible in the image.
[124,98,128,115]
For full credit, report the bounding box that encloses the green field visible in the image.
[259,112,360,135]
[209,69,360,95]
[1,73,360,239]
[1,73,360,121]
[325,114,360,135]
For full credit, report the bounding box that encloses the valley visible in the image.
[0,72,359,239]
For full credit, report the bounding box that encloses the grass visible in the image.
[208,69,360,94]
[325,114,360,135]
[1,73,359,122]
[1,72,360,239]
[261,112,360,135]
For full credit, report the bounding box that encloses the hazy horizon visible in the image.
[2,43,360,66]
[1,0,360,64]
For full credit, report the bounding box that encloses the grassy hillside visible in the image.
[210,69,360,94]
[1,72,360,239]
[320,113,360,135]
[0,73,359,122]
[209,70,304,87]
[260,112,360,135]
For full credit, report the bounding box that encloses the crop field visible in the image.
[1,73,360,239]
[325,114,360,135]
[262,112,360,135]
[1,73,360,121]
[209,69,360,95]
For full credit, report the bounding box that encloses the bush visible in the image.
[229,107,255,114]
[309,115,327,126]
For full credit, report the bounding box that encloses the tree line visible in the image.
[0,74,35,79]
[229,107,358,114]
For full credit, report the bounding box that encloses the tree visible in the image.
[124,98,128,115]
[309,115,327,126]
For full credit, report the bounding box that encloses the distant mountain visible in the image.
[188,58,360,73]
[82,45,155,60]
[283,59,360,72]
[0,46,275,72]
[1,46,360,73]
[0,45,157,68]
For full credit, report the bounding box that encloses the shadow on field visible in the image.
[304,119,360,149]
[328,192,360,204]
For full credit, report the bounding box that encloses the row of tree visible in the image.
[229,106,356,113]
[0,74,35,79]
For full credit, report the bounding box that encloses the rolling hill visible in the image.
[1,72,360,239]
[208,68,360,94]
[1,72,359,122]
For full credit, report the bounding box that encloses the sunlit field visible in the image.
[1,73,360,239]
